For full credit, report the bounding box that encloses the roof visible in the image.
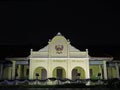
[89,56,113,61]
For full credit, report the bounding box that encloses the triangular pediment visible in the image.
[69,45,80,52]
[38,45,48,52]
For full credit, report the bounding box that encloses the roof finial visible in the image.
[57,32,62,36]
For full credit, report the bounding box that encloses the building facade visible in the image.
[0,32,120,80]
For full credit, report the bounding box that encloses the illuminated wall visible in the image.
[89,65,102,79]
[2,32,119,80]
[29,32,89,80]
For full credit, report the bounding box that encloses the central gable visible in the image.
[48,32,69,58]
[50,33,68,44]
[30,32,88,58]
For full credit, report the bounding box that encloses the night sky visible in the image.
[0,1,120,60]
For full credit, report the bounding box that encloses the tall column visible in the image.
[0,64,3,80]
[29,60,33,79]
[67,44,70,79]
[66,58,69,79]
[67,59,71,79]
[86,59,90,79]
[22,65,24,78]
[86,59,90,86]
[47,43,52,78]
[115,63,119,78]
[12,61,16,80]
[99,65,102,79]
[103,61,107,79]
[18,65,21,79]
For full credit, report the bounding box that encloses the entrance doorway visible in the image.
[72,67,85,80]
[33,67,47,80]
[53,67,66,79]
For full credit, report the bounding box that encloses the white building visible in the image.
[0,32,120,80]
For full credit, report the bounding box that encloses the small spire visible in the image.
[57,32,62,36]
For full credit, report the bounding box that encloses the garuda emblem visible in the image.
[55,45,64,54]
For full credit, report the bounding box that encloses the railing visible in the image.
[0,78,120,87]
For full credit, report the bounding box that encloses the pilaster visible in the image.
[103,61,107,79]
[12,61,16,80]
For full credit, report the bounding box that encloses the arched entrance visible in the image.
[72,67,85,80]
[33,67,47,80]
[53,67,66,79]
